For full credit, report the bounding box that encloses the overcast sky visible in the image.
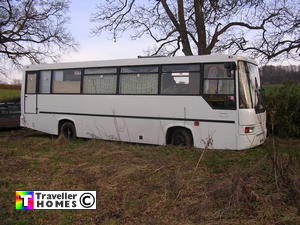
[62,0,156,62]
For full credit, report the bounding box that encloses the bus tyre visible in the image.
[60,122,76,140]
[171,128,193,147]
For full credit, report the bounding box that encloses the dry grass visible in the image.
[0,128,299,225]
[0,84,21,90]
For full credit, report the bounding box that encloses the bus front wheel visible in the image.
[60,122,77,140]
[171,128,193,147]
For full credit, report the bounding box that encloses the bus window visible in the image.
[83,68,117,94]
[162,64,200,72]
[203,63,235,109]
[26,73,37,94]
[83,75,117,94]
[238,62,252,109]
[85,67,117,74]
[39,71,51,93]
[246,62,265,113]
[52,70,81,93]
[120,73,158,94]
[119,66,159,94]
[161,64,200,95]
[121,66,158,73]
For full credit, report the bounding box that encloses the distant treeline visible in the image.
[260,65,300,84]
[0,84,21,90]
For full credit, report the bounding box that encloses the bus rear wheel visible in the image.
[171,128,193,147]
[60,122,76,140]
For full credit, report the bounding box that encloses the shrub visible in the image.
[265,82,300,138]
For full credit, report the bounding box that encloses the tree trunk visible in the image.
[194,0,209,55]
[177,0,193,55]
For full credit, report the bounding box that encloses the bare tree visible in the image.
[91,0,300,62]
[0,0,76,69]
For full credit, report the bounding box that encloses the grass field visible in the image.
[0,84,21,102]
[0,89,20,102]
[0,129,299,225]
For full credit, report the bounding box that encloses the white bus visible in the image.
[21,55,266,150]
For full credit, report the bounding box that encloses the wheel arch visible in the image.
[58,118,76,135]
[165,125,194,146]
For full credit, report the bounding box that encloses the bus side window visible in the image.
[203,63,236,109]
[26,73,37,94]
[83,68,118,94]
[52,70,81,93]
[161,64,200,95]
[39,71,51,93]
[83,75,117,94]
[119,66,159,95]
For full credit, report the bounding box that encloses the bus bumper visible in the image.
[237,126,267,150]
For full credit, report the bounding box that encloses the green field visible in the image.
[0,89,20,102]
[0,129,299,225]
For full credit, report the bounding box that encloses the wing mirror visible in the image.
[224,62,237,77]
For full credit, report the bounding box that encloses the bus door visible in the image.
[24,72,38,114]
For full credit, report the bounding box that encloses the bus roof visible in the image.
[24,54,257,71]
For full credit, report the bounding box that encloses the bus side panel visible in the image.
[25,95,239,149]
[192,122,237,150]
[69,116,163,145]
[21,114,59,135]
